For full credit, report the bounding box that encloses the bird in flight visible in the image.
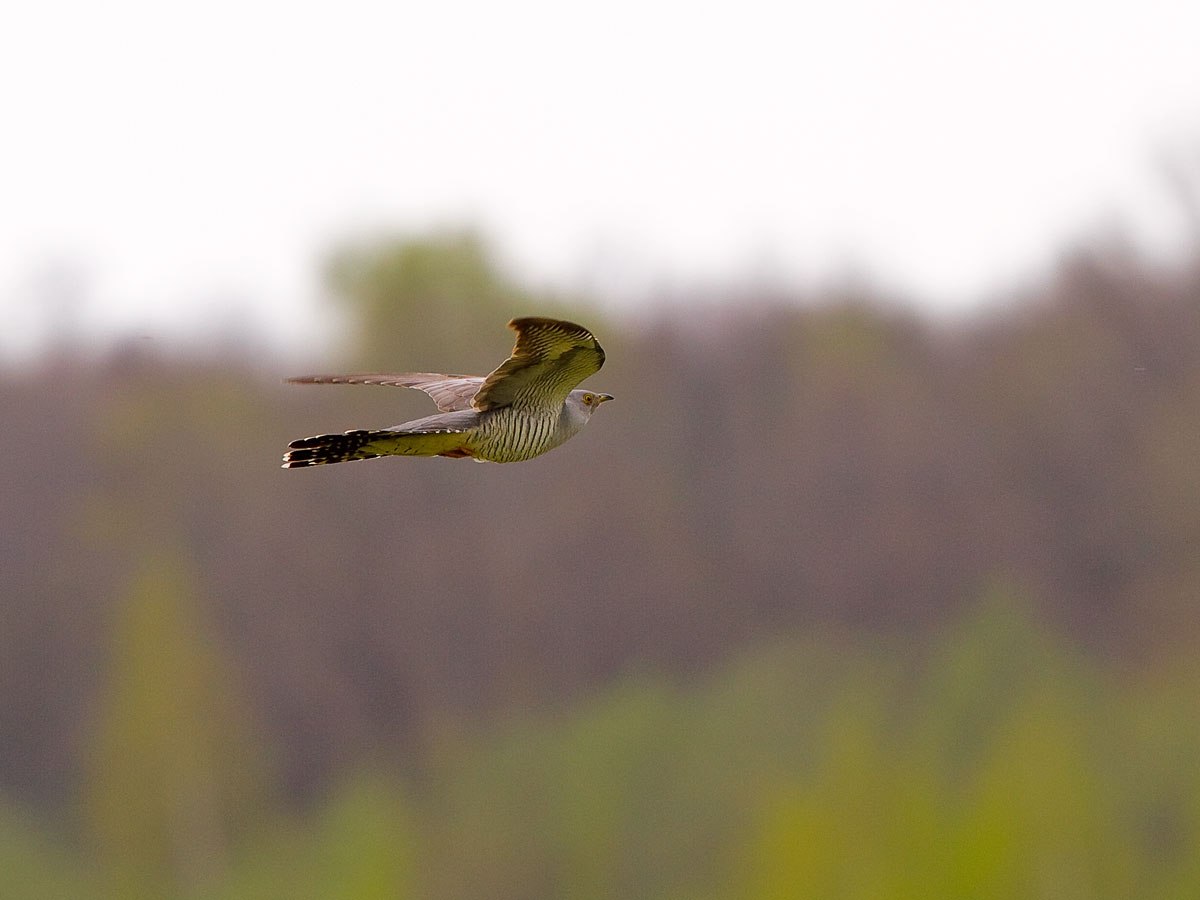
[283,317,613,467]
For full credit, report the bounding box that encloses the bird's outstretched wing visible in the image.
[285,373,484,412]
[472,317,605,411]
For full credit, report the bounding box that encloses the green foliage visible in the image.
[733,597,1191,900]
[82,553,269,899]
[225,770,418,900]
[414,593,1200,900]
[0,805,89,899]
[5,589,1200,899]
[305,772,414,898]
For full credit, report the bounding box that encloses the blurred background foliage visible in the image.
[2,229,1200,897]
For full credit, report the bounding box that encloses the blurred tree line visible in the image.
[1,228,1199,897]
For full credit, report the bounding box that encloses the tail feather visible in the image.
[283,429,381,467]
[282,427,471,468]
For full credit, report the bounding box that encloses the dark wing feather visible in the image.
[472,318,605,411]
[285,373,484,412]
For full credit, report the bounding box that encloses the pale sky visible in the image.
[2,0,1199,356]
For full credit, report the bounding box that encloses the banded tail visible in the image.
[282,427,472,468]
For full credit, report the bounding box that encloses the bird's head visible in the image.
[569,389,615,419]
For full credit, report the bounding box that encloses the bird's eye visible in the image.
[583,394,594,405]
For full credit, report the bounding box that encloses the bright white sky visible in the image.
[2,0,1199,356]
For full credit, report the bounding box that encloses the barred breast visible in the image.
[472,406,570,463]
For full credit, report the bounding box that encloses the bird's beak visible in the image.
[597,393,615,403]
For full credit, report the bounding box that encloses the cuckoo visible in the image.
[282,317,613,467]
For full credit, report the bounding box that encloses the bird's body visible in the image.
[467,403,581,462]
[283,318,613,467]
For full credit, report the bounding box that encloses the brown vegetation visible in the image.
[1,230,1199,896]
